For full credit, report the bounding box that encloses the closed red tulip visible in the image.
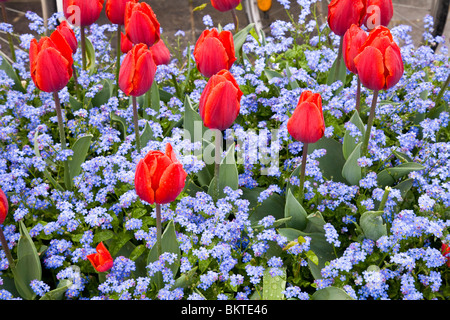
[87,242,114,272]
[363,0,393,29]
[210,0,241,12]
[124,1,160,47]
[442,243,450,268]
[29,36,73,93]
[0,188,8,225]
[354,26,403,91]
[194,28,236,78]
[287,90,324,144]
[199,69,242,130]
[135,143,187,205]
[119,43,157,97]
[54,20,77,54]
[327,0,366,36]
[106,0,138,25]
[343,24,368,74]
[150,39,171,66]
[63,0,104,27]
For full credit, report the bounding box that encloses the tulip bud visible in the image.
[63,0,104,27]
[135,143,187,205]
[210,0,241,12]
[29,36,73,93]
[119,43,157,97]
[106,0,138,25]
[354,26,404,91]
[87,242,114,272]
[0,188,8,225]
[363,0,393,30]
[327,0,366,36]
[194,28,236,78]
[343,24,368,74]
[124,1,160,47]
[150,39,171,66]
[199,69,242,130]
[287,90,324,144]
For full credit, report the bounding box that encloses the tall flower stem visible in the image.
[53,91,72,190]
[1,2,16,62]
[298,143,308,203]
[361,90,379,157]
[231,8,239,33]
[115,25,121,97]
[155,203,162,258]
[334,37,344,82]
[132,96,141,153]
[355,75,361,113]
[214,129,222,201]
[0,227,15,272]
[80,26,87,70]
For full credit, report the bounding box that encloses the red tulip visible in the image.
[199,69,242,130]
[120,32,133,53]
[119,43,157,97]
[0,188,8,225]
[63,0,104,27]
[106,0,138,25]
[29,36,73,93]
[210,0,241,12]
[327,0,366,36]
[124,1,160,47]
[194,28,236,78]
[287,90,324,144]
[150,39,171,66]
[442,243,450,268]
[343,24,368,74]
[363,0,393,30]
[354,26,403,91]
[87,242,114,272]
[135,143,187,205]
[54,20,77,54]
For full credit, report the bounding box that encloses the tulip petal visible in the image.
[126,10,158,46]
[218,30,236,69]
[155,163,187,204]
[134,159,155,204]
[203,80,240,130]
[118,50,136,96]
[287,101,324,144]
[384,45,404,90]
[146,153,172,190]
[195,37,229,78]
[133,50,156,96]
[34,47,70,92]
[354,46,385,91]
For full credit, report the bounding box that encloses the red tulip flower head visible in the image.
[327,0,366,36]
[63,0,104,27]
[0,188,8,225]
[354,26,404,91]
[124,1,160,47]
[135,143,187,205]
[363,0,393,30]
[87,242,114,272]
[29,36,73,93]
[199,69,242,130]
[150,39,171,66]
[442,243,450,268]
[210,0,241,12]
[287,90,325,144]
[106,0,138,25]
[54,20,78,54]
[343,24,368,74]
[119,43,157,97]
[194,28,236,78]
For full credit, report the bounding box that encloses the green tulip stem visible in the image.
[436,71,450,106]
[115,25,121,97]
[361,90,379,157]
[80,26,87,70]
[132,96,141,153]
[53,91,72,190]
[214,129,222,201]
[0,227,16,273]
[1,2,16,62]
[298,142,308,203]
[231,8,239,33]
[356,75,361,114]
[155,203,162,258]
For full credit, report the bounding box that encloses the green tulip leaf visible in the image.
[234,23,255,60]
[110,111,128,139]
[140,121,155,148]
[360,211,387,241]
[377,162,425,188]
[284,189,307,231]
[343,111,365,160]
[208,143,239,200]
[183,95,207,144]
[311,287,354,300]
[342,142,362,186]
[85,36,97,74]
[91,79,113,108]
[262,268,286,300]
[69,134,93,181]
[327,53,347,87]
[0,51,25,93]
[39,279,72,300]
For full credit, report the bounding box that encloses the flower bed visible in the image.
[0,0,449,301]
